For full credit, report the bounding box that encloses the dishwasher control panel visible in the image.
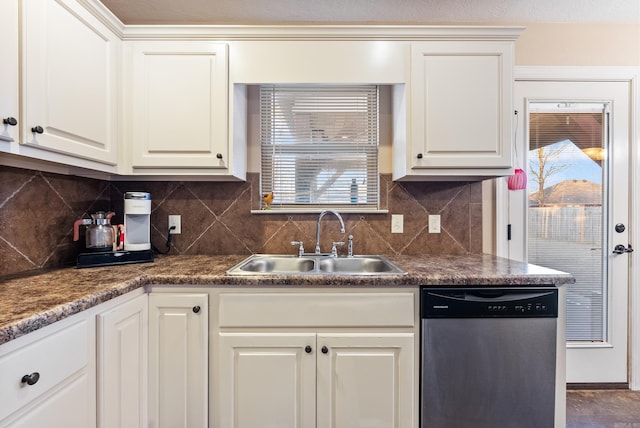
[421,287,558,318]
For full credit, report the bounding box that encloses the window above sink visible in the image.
[258,84,380,212]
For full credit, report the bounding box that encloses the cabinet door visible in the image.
[0,0,18,145]
[218,332,317,428]
[4,375,93,428]
[97,294,148,428]
[410,41,513,170]
[316,333,415,428]
[20,0,119,167]
[148,293,208,428]
[131,41,229,169]
[0,318,94,428]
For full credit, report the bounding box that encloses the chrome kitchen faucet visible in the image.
[315,210,346,255]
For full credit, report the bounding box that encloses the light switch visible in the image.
[429,215,441,233]
[391,214,404,234]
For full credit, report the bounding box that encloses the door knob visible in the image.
[31,126,44,134]
[21,372,40,386]
[612,244,633,255]
[3,117,17,126]
[305,345,312,354]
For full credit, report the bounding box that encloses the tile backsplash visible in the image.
[1,166,482,277]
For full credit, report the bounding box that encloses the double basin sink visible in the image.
[227,254,406,276]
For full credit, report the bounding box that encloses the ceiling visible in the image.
[99,0,640,25]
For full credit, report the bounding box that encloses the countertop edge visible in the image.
[0,254,574,346]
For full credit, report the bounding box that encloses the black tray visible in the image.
[76,249,154,268]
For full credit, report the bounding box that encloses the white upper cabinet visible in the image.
[127,41,244,177]
[393,40,516,180]
[18,0,119,171]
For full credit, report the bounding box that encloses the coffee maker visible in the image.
[124,192,151,251]
[75,192,154,268]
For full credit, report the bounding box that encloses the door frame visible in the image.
[493,66,640,390]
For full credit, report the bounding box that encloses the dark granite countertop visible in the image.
[0,254,573,345]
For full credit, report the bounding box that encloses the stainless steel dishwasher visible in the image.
[421,287,558,428]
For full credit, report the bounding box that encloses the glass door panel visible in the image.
[527,103,607,342]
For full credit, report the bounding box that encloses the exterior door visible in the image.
[509,78,631,383]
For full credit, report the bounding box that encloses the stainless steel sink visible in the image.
[317,256,401,273]
[229,255,315,273]
[227,254,405,275]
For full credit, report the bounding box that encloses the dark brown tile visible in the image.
[262,220,305,254]
[403,228,467,255]
[185,221,249,255]
[348,221,395,255]
[440,191,471,251]
[0,238,36,276]
[187,180,249,217]
[44,172,110,218]
[0,174,75,267]
[403,181,469,214]
[1,166,486,275]
[0,166,35,206]
[152,184,215,254]
[218,186,263,252]
[469,181,483,204]
[470,203,483,253]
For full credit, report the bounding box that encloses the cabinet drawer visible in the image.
[0,320,89,421]
[218,292,415,328]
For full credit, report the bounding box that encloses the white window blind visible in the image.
[260,84,379,210]
[527,102,607,342]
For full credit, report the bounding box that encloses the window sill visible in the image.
[251,209,389,215]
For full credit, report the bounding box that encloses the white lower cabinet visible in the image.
[97,292,149,428]
[218,333,317,428]
[219,332,414,428]
[148,292,209,428]
[316,333,414,428]
[215,290,418,428]
[0,313,95,428]
[1,287,417,428]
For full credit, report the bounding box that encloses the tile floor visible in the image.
[567,390,640,427]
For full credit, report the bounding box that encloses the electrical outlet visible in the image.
[391,214,404,234]
[428,215,441,233]
[168,215,181,234]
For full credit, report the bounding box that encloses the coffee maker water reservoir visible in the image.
[124,192,151,251]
